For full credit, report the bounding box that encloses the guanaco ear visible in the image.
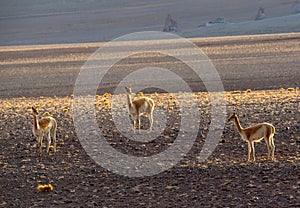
[32,107,38,114]
[125,86,132,93]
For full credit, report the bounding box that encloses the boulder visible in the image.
[255,7,266,20]
[163,14,178,32]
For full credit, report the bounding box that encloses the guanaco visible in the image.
[228,112,275,162]
[32,107,57,155]
[125,87,155,133]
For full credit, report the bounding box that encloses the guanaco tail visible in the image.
[228,112,275,162]
[125,87,155,133]
[32,107,57,155]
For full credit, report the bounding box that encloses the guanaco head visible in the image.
[125,86,132,94]
[228,112,237,122]
[32,107,39,115]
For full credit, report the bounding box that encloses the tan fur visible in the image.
[125,87,155,133]
[228,112,275,162]
[32,107,57,155]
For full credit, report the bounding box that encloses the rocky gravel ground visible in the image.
[0,88,299,207]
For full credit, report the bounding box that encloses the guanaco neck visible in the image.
[126,93,133,109]
[33,114,39,130]
[233,116,243,133]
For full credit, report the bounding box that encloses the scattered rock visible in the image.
[206,17,227,26]
[163,14,178,32]
[255,7,266,21]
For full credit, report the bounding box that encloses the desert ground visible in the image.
[0,34,300,207]
[0,0,300,207]
[0,88,299,207]
[0,33,299,98]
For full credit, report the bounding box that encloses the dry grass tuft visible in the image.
[37,184,53,192]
